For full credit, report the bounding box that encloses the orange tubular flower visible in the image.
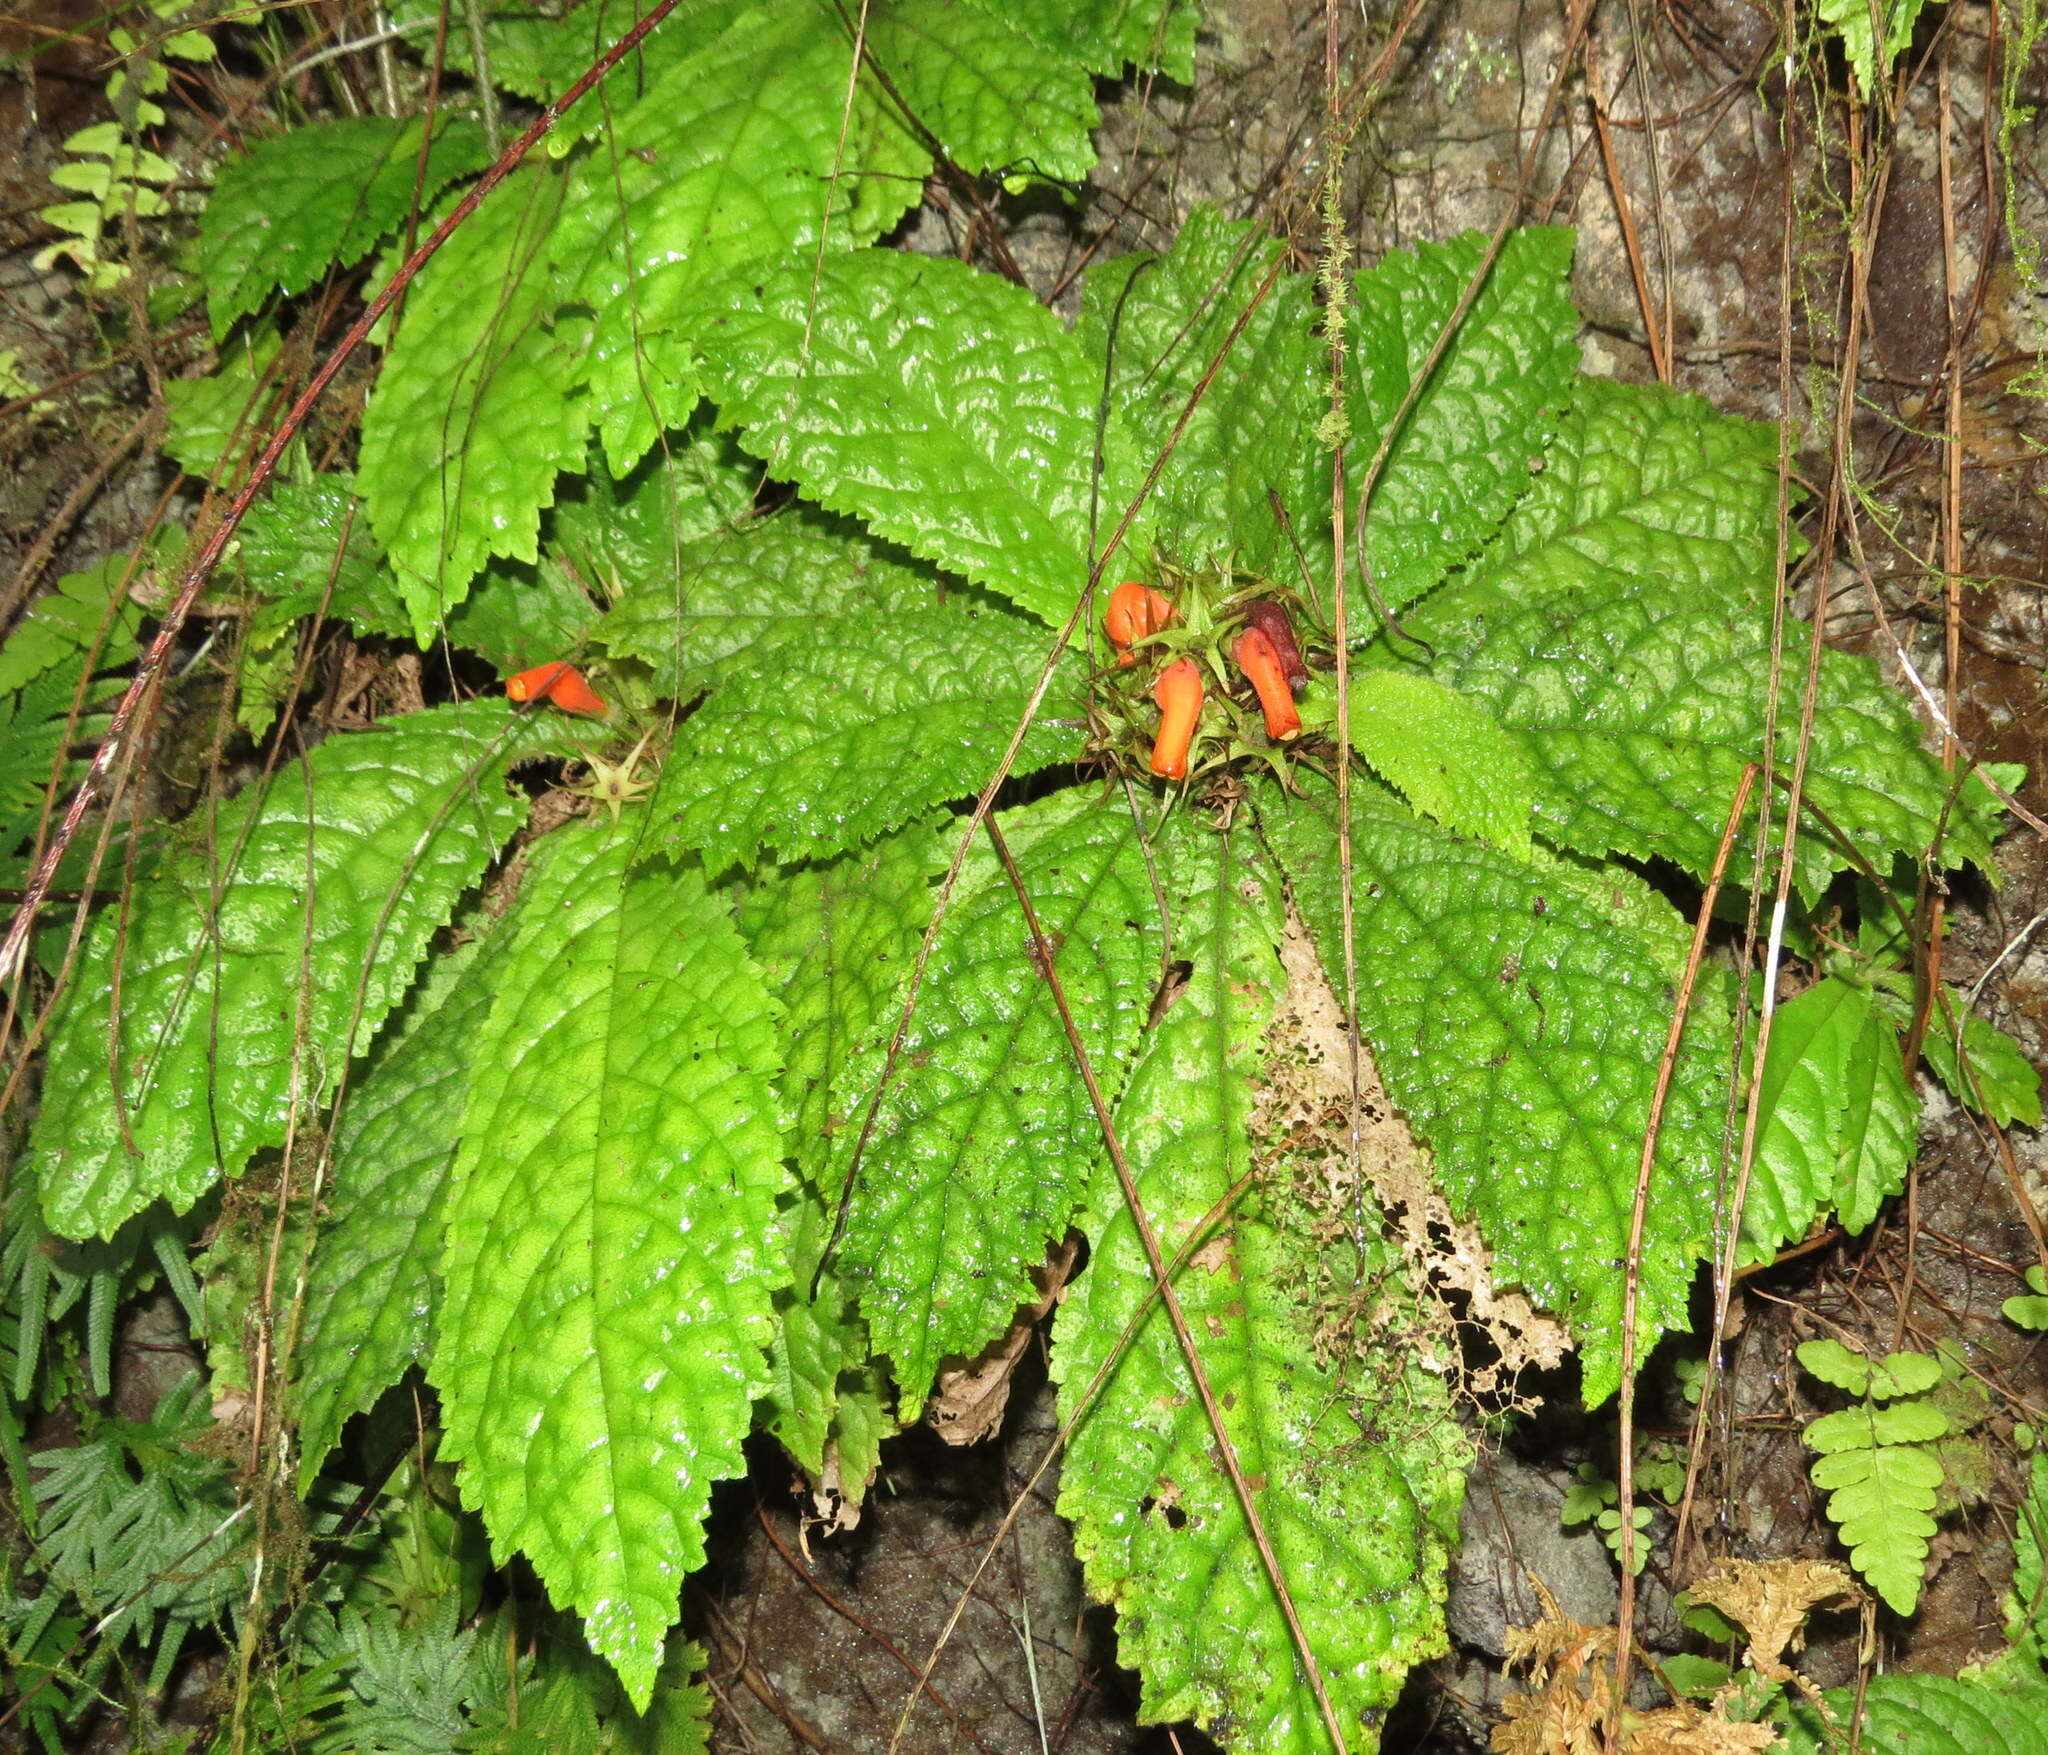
[1240,599,1310,688]
[1150,658,1204,780]
[1231,627,1301,741]
[505,662,607,716]
[1104,581,1175,666]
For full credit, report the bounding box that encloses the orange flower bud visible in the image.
[506,662,607,716]
[1104,581,1176,666]
[1231,628,1301,741]
[1150,658,1204,780]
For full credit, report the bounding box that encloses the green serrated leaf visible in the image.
[1748,977,1906,1263]
[959,0,1197,79]
[736,825,943,1490]
[433,826,790,1707]
[391,0,747,147]
[1809,1440,1942,1614]
[1421,380,1983,896]
[294,926,511,1486]
[1917,1004,2043,1130]
[444,558,600,676]
[0,551,146,696]
[0,657,128,897]
[199,115,489,339]
[29,702,545,1240]
[598,509,938,698]
[1442,576,1983,899]
[1797,1337,1871,1395]
[1079,207,1323,579]
[1344,671,1536,856]
[832,792,1161,1406]
[872,0,1099,182]
[1349,226,1580,613]
[1782,1674,2048,1755]
[652,555,1082,873]
[359,165,587,641]
[1815,0,1929,98]
[548,414,759,601]
[1805,1400,1948,1453]
[236,476,413,643]
[1261,771,1730,1402]
[734,819,947,1185]
[1449,375,1781,611]
[1054,814,1465,1750]
[758,1185,893,1498]
[555,2,928,475]
[163,330,281,480]
[1834,1002,1919,1234]
[699,249,1148,627]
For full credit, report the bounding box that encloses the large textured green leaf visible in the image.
[736,826,944,1485]
[831,793,1161,1405]
[235,476,413,642]
[199,115,489,339]
[294,926,511,1485]
[960,0,1197,79]
[1348,227,1579,614]
[432,827,789,1707]
[872,0,1099,182]
[1407,375,2000,893]
[1054,815,1465,1751]
[1079,207,1324,580]
[444,558,600,675]
[161,330,281,481]
[30,702,542,1241]
[735,820,947,1184]
[1438,373,1782,617]
[1745,977,1918,1264]
[1782,1676,2048,1755]
[1344,671,1537,857]
[599,511,946,700]
[548,415,759,602]
[391,0,754,145]
[653,571,1081,872]
[553,2,927,475]
[358,165,587,640]
[1911,997,2045,1129]
[699,249,1149,627]
[1261,773,1729,1401]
